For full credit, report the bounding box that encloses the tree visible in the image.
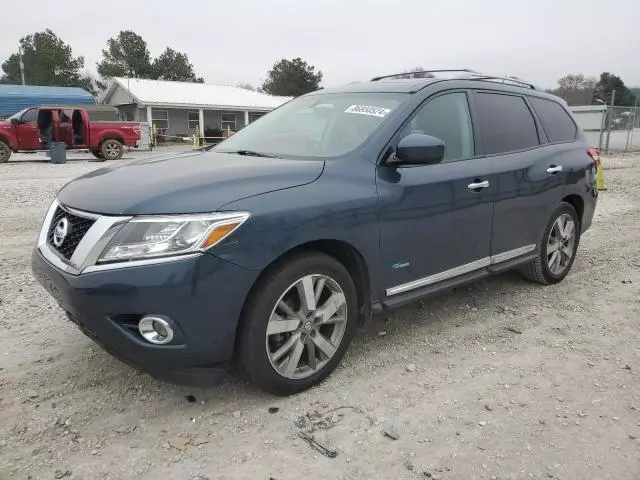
[0,30,93,93]
[594,72,636,106]
[237,82,255,91]
[96,30,153,87]
[152,48,203,82]
[549,73,596,105]
[97,31,204,89]
[260,58,322,96]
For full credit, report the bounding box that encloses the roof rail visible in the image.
[465,75,537,90]
[370,69,537,90]
[371,69,477,81]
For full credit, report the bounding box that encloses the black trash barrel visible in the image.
[49,142,67,164]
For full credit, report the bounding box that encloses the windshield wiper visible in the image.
[199,146,281,158]
[234,150,281,158]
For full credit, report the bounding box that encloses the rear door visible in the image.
[471,91,565,261]
[15,108,40,149]
[377,91,495,298]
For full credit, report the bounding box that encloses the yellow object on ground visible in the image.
[596,160,607,191]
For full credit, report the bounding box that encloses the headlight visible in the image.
[98,212,249,263]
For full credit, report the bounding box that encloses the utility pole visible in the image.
[18,46,26,85]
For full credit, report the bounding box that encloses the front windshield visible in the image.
[215,92,406,158]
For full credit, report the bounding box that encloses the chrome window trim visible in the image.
[385,244,536,296]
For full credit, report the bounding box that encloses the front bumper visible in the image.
[32,247,258,385]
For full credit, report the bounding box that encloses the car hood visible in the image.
[57,150,324,215]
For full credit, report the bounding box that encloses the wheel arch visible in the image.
[561,194,584,225]
[0,133,14,149]
[237,239,373,333]
[99,133,124,146]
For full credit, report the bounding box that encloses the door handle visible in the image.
[546,165,563,174]
[467,180,490,190]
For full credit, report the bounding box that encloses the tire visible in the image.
[521,202,580,285]
[90,150,104,161]
[236,252,358,395]
[0,141,11,163]
[100,139,123,160]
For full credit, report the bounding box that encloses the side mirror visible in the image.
[390,133,445,166]
[10,118,19,125]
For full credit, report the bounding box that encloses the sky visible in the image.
[1,0,639,90]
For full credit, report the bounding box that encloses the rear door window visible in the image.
[529,97,577,143]
[474,93,539,155]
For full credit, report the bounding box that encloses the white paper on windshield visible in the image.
[344,105,391,118]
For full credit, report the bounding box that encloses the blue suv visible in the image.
[32,70,598,394]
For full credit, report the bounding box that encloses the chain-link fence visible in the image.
[602,106,640,152]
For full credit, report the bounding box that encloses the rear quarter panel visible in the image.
[88,122,140,148]
[561,138,598,232]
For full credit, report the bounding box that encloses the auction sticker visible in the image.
[344,105,391,118]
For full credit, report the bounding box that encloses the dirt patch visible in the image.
[1,153,639,479]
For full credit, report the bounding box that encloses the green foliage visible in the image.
[97,31,203,88]
[0,29,95,94]
[594,72,636,106]
[260,58,322,96]
[96,30,153,81]
[549,73,596,106]
[152,48,203,82]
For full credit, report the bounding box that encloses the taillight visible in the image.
[587,148,600,170]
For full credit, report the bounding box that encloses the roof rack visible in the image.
[371,69,476,81]
[370,69,537,90]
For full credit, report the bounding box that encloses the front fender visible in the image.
[0,131,17,149]
[211,160,382,295]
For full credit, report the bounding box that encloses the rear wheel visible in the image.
[521,202,580,285]
[100,139,123,160]
[0,141,11,163]
[90,150,104,161]
[236,252,357,395]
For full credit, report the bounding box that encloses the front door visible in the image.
[377,91,494,298]
[15,108,40,150]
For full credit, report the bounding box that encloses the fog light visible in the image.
[138,316,174,345]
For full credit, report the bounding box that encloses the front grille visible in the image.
[47,206,96,260]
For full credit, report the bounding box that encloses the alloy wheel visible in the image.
[104,142,120,159]
[546,213,576,275]
[266,274,347,379]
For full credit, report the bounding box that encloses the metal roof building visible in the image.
[0,85,94,117]
[99,77,291,137]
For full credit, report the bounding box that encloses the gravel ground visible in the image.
[1,150,639,480]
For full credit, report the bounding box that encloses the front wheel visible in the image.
[0,141,11,163]
[100,139,123,160]
[521,202,580,285]
[236,252,357,395]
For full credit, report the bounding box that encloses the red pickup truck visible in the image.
[0,106,141,163]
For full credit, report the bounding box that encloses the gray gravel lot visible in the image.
[1,150,639,480]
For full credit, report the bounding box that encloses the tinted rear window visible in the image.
[529,97,577,143]
[475,93,539,155]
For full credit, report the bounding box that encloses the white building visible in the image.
[99,77,291,138]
